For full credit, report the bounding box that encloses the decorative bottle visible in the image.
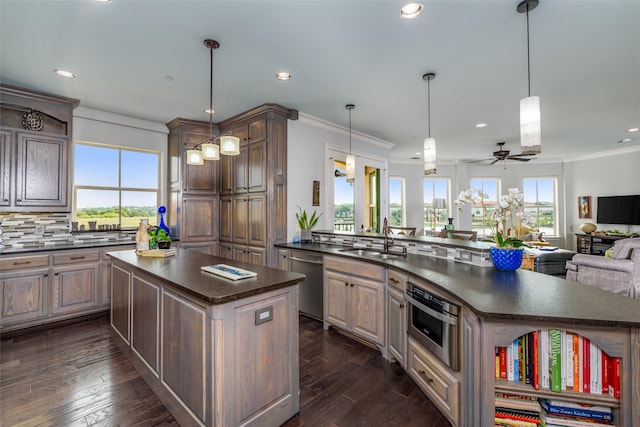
[136,219,150,253]
[157,205,170,236]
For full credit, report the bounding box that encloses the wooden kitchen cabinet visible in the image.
[220,116,267,195]
[0,85,79,213]
[231,193,266,246]
[100,244,135,307]
[387,269,408,368]
[0,256,50,327]
[51,250,100,316]
[324,255,385,346]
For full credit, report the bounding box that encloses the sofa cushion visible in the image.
[570,253,634,273]
[610,237,640,259]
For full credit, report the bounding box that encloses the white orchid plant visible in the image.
[455,187,531,248]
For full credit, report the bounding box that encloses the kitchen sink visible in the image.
[338,248,381,256]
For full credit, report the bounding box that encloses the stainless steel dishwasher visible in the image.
[289,250,324,321]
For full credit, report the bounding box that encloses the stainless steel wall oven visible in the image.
[406,280,460,371]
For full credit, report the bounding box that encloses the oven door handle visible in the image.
[406,292,458,326]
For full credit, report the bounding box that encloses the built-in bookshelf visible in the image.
[492,328,623,426]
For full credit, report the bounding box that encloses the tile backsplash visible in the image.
[0,212,133,249]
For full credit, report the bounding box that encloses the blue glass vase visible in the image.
[490,247,524,271]
[157,205,170,235]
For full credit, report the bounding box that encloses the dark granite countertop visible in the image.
[107,249,305,305]
[0,240,136,255]
[278,242,640,328]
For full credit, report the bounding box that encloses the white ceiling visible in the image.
[1,0,639,163]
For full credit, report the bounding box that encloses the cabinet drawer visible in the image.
[0,254,50,272]
[53,250,100,265]
[102,245,135,261]
[408,337,459,426]
[387,268,407,291]
[324,256,385,281]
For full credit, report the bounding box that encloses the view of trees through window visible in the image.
[523,177,557,235]
[389,177,404,226]
[73,143,160,230]
[333,161,354,231]
[424,178,449,234]
[469,178,499,236]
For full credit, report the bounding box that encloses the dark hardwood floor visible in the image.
[1,315,451,426]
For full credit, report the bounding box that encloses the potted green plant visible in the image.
[148,226,172,249]
[455,187,530,270]
[296,207,323,243]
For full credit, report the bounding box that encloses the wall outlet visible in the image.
[35,225,45,236]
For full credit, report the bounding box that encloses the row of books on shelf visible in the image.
[495,392,615,426]
[494,329,621,397]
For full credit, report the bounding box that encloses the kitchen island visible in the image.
[107,249,305,427]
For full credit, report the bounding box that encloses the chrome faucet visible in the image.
[383,217,390,253]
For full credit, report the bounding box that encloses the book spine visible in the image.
[507,342,515,382]
[519,335,526,383]
[582,337,590,394]
[540,329,550,389]
[541,411,612,427]
[565,331,574,391]
[601,351,609,395]
[500,347,507,379]
[572,334,580,392]
[496,347,501,378]
[561,330,567,391]
[549,329,562,392]
[540,401,613,422]
[609,357,620,399]
[513,338,519,382]
[533,330,540,390]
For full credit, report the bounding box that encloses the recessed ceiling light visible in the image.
[627,127,639,132]
[54,69,76,78]
[164,75,174,81]
[96,0,111,3]
[400,3,423,18]
[475,123,488,128]
[204,108,216,114]
[275,72,291,81]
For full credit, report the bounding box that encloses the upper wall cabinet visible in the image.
[0,85,79,212]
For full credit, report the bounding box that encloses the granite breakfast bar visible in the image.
[107,249,305,427]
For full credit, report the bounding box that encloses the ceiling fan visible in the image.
[467,142,535,165]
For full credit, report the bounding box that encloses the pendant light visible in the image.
[423,73,436,175]
[517,0,541,155]
[186,39,240,165]
[345,104,355,183]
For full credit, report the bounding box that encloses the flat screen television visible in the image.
[596,195,640,225]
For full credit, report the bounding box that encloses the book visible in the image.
[201,264,257,280]
[549,329,562,392]
[519,335,526,383]
[507,342,515,381]
[495,409,540,425]
[532,330,540,390]
[582,337,591,393]
[566,331,574,391]
[539,399,613,422]
[540,409,613,427]
[495,395,541,413]
[500,346,508,379]
[561,330,567,390]
[137,248,176,257]
[573,334,580,392]
[601,351,609,395]
[496,347,501,378]
[540,329,550,389]
[495,417,538,427]
[513,338,520,382]
[608,357,620,398]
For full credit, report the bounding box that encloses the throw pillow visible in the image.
[610,237,640,259]
[530,231,544,242]
[604,247,614,258]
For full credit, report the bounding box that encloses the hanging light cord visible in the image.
[526,4,531,97]
[427,77,431,138]
[208,44,214,142]
[349,107,352,154]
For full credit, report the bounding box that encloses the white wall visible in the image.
[564,147,640,250]
[287,113,392,240]
[73,107,169,203]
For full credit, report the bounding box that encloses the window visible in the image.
[423,178,450,234]
[389,177,405,226]
[469,178,500,236]
[333,160,354,231]
[523,177,557,236]
[73,143,160,230]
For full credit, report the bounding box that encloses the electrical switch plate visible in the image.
[35,225,44,236]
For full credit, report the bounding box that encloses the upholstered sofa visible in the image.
[565,237,640,299]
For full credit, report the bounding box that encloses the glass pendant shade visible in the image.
[423,138,436,175]
[345,154,355,183]
[520,95,541,155]
[201,143,220,160]
[186,149,204,165]
[219,135,240,155]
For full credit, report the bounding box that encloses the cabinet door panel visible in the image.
[248,194,267,247]
[233,144,248,193]
[182,196,218,242]
[387,286,407,367]
[1,272,48,323]
[0,129,12,207]
[183,131,218,193]
[234,292,291,421]
[248,140,267,193]
[325,271,350,329]
[247,246,267,266]
[132,274,160,373]
[16,132,67,208]
[232,196,248,244]
[219,196,232,242]
[111,265,131,342]
[162,290,206,423]
[51,263,99,314]
[247,117,266,143]
[220,155,234,195]
[352,278,384,345]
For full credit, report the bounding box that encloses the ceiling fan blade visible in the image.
[464,158,493,163]
[509,157,531,162]
[489,159,499,165]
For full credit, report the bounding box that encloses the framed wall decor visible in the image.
[312,181,320,206]
[578,195,592,219]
